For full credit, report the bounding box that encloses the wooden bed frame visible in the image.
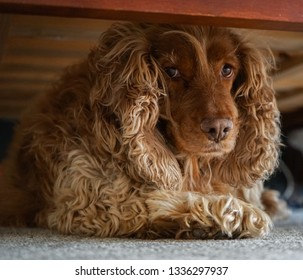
[0,0,303,32]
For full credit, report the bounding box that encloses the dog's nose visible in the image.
[201,118,233,143]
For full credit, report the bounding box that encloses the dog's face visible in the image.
[152,30,241,158]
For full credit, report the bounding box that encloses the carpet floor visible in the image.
[0,209,303,260]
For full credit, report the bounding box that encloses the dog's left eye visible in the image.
[165,67,180,78]
[221,64,233,78]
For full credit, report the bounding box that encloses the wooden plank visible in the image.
[0,90,41,99]
[276,55,303,74]
[0,103,31,118]
[255,30,303,52]
[8,14,111,39]
[0,68,57,80]
[2,53,81,67]
[0,0,303,31]
[6,37,92,51]
[277,88,303,112]
[274,64,303,91]
[0,14,10,63]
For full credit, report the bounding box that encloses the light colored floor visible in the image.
[0,210,302,260]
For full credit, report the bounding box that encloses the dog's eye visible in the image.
[165,67,180,78]
[221,64,233,78]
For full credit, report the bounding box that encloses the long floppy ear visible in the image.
[216,37,281,188]
[87,22,182,190]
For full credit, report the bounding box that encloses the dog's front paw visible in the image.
[210,196,272,238]
[146,191,272,239]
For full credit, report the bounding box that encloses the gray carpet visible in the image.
[0,210,303,260]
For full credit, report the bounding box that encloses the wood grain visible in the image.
[0,0,303,31]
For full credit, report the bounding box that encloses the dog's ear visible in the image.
[216,39,281,188]
[88,23,182,190]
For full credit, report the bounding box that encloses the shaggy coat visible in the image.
[0,23,287,238]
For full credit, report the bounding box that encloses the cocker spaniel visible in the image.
[0,22,288,238]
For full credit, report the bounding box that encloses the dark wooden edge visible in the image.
[0,0,303,31]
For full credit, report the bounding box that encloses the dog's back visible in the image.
[0,61,90,227]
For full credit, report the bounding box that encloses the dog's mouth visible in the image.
[196,145,232,158]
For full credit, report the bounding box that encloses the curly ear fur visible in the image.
[88,23,182,190]
[214,38,280,188]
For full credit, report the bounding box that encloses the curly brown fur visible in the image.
[0,22,288,238]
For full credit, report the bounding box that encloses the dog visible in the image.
[0,22,288,239]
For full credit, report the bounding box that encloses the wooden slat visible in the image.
[276,54,303,73]
[1,53,81,67]
[255,30,303,52]
[0,14,10,63]
[0,68,56,80]
[0,103,31,118]
[0,81,48,92]
[274,64,303,92]
[6,37,94,52]
[0,90,42,100]
[277,88,303,112]
[0,0,303,31]
[8,14,111,39]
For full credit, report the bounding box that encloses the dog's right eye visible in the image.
[165,67,180,78]
[221,64,233,78]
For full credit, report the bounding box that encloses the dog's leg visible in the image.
[261,189,290,220]
[32,149,273,239]
[239,183,290,221]
[39,178,149,237]
[146,190,273,239]
[32,150,149,237]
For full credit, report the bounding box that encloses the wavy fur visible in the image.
[0,22,288,238]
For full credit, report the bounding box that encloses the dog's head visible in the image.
[89,23,280,189]
[151,28,241,158]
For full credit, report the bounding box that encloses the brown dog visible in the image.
[0,23,287,238]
